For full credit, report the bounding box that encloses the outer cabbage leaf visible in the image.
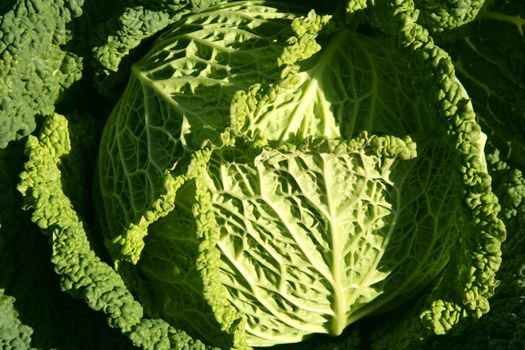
[359,0,506,346]
[0,0,84,148]
[89,0,223,96]
[0,289,32,350]
[414,0,486,33]
[18,113,212,350]
[427,150,525,349]
[440,0,525,170]
[0,140,136,349]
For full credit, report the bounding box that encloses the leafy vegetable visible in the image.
[0,0,84,148]
[440,0,525,169]
[0,138,133,350]
[89,0,223,95]
[92,0,504,347]
[0,0,523,349]
[17,113,212,350]
[427,150,525,350]
[414,0,486,33]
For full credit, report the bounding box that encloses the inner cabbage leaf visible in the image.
[139,134,462,347]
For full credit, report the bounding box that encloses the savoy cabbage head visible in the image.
[1,0,523,349]
[90,0,503,347]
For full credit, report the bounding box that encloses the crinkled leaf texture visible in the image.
[441,0,525,170]
[0,289,32,350]
[414,0,486,33]
[199,135,459,346]
[0,0,84,148]
[88,0,506,348]
[96,1,303,265]
[0,140,135,350]
[18,113,213,350]
[89,0,223,96]
[427,150,525,350]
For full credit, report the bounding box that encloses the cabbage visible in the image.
[88,2,504,347]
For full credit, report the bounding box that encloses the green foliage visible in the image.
[0,141,133,349]
[89,0,224,96]
[0,289,32,350]
[94,1,505,347]
[426,151,525,350]
[0,0,84,148]
[95,2,301,264]
[414,0,486,32]
[0,0,226,149]
[0,0,523,349]
[440,0,525,170]
[17,113,213,349]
